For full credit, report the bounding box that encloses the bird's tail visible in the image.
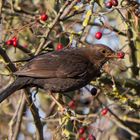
[0,77,32,103]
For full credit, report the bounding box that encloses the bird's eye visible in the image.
[102,50,106,54]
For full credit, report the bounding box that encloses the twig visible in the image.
[82,21,126,36]
[121,116,140,124]
[0,0,3,16]
[35,0,77,55]
[0,46,44,140]
[127,12,139,78]
[50,93,64,110]
[61,9,85,21]
[97,76,140,110]
[0,47,17,72]
[45,101,56,117]
[110,112,140,138]
[17,45,34,57]
[2,7,35,20]
[59,0,78,20]
[97,98,140,138]
[9,92,26,140]
[79,3,93,43]
[98,76,140,92]
[12,94,26,140]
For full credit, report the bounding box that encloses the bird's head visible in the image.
[86,44,116,68]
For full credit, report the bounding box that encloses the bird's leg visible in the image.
[32,87,39,102]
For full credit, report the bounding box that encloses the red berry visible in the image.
[79,137,86,140]
[105,1,113,9]
[95,32,102,39]
[101,108,108,116]
[117,51,125,59]
[88,134,96,140]
[6,40,13,45]
[12,37,17,41]
[79,127,85,135]
[40,13,48,21]
[90,87,97,96]
[13,40,18,47]
[68,100,76,109]
[56,43,63,51]
[111,0,118,6]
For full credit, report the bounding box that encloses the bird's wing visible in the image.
[14,50,90,78]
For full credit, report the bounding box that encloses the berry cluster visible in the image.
[105,0,118,9]
[68,99,97,140]
[78,127,96,140]
[6,37,18,47]
[86,0,119,40]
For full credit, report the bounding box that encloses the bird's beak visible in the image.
[107,53,118,59]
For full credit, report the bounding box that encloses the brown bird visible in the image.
[0,44,116,103]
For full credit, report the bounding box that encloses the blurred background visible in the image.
[0,0,140,140]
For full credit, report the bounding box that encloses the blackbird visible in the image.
[0,44,116,103]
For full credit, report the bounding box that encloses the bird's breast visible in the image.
[85,63,100,80]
